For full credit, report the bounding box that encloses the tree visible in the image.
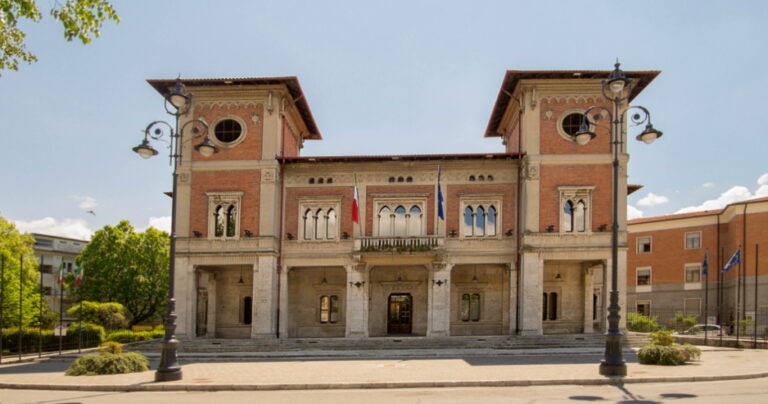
[0,0,120,72]
[67,300,128,330]
[0,215,45,327]
[75,221,169,326]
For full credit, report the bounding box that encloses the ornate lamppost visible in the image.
[132,78,218,382]
[573,61,663,377]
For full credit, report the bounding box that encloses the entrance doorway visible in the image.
[387,293,412,335]
[196,288,208,337]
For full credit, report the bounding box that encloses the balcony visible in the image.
[355,236,443,253]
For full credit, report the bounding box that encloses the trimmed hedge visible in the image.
[105,328,164,343]
[65,352,149,376]
[1,323,104,352]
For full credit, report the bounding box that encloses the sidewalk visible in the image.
[0,346,766,391]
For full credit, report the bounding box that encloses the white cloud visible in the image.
[147,216,171,232]
[676,172,768,214]
[637,192,669,207]
[702,182,715,188]
[13,217,93,240]
[71,195,97,210]
[627,205,644,220]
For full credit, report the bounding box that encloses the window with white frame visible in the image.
[685,264,702,283]
[685,231,701,249]
[559,187,592,233]
[460,196,501,238]
[636,236,652,254]
[636,300,651,316]
[373,198,426,237]
[207,192,243,238]
[636,267,651,286]
[299,199,341,241]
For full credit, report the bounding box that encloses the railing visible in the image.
[356,236,443,252]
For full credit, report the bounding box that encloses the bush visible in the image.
[67,302,128,330]
[627,312,661,332]
[1,323,103,352]
[105,328,163,343]
[649,330,675,346]
[99,341,123,354]
[638,331,702,366]
[670,311,697,332]
[65,352,149,376]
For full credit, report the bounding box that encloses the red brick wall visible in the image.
[539,98,611,155]
[190,103,263,161]
[539,164,611,232]
[189,170,261,237]
[282,120,300,157]
[364,185,435,236]
[284,187,354,238]
[505,121,520,153]
[445,184,516,235]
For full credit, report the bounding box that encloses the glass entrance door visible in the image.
[387,293,412,335]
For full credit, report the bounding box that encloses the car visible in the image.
[682,324,723,335]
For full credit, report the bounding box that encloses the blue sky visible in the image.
[2,0,767,239]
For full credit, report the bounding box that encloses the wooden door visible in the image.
[387,293,412,335]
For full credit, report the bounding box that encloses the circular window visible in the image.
[560,113,585,137]
[214,119,243,144]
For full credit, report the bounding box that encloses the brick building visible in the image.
[148,68,659,339]
[627,197,768,333]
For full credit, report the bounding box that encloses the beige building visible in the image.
[32,233,87,314]
[148,68,659,339]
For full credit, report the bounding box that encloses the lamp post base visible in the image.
[599,359,627,377]
[155,367,183,382]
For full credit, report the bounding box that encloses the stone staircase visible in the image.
[128,333,624,354]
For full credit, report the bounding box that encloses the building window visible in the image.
[636,301,651,316]
[460,293,481,322]
[376,203,424,237]
[637,236,652,254]
[685,231,701,249]
[40,264,53,274]
[319,295,339,324]
[462,202,499,237]
[207,192,243,239]
[302,207,338,241]
[561,113,584,137]
[559,187,592,233]
[213,118,244,144]
[543,292,558,321]
[637,268,651,286]
[242,296,252,325]
[685,264,701,283]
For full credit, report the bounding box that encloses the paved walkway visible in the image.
[0,346,766,391]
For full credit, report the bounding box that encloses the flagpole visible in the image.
[19,254,24,361]
[736,245,741,346]
[719,247,724,345]
[58,263,64,355]
[0,255,5,364]
[704,249,709,345]
[38,256,43,358]
[754,243,759,349]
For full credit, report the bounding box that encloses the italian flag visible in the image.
[74,267,84,288]
[352,183,360,224]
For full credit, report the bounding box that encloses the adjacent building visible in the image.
[627,196,768,333]
[148,68,660,339]
[32,233,87,313]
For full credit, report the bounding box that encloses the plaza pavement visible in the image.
[0,346,766,392]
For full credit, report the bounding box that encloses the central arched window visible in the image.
[559,187,592,234]
[462,203,498,237]
[213,203,238,237]
[377,204,424,236]
[207,192,243,239]
[302,207,338,240]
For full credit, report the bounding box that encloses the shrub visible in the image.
[1,323,103,352]
[105,329,163,343]
[99,341,123,354]
[670,311,697,332]
[649,330,675,346]
[627,312,661,332]
[65,352,149,376]
[67,302,128,330]
[638,332,702,366]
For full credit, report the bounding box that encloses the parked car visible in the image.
[682,324,722,335]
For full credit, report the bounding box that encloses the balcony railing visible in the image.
[356,236,443,252]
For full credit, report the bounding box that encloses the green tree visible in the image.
[67,301,128,330]
[75,221,169,326]
[0,216,45,327]
[0,0,120,72]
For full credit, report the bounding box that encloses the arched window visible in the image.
[394,206,407,236]
[478,175,485,182]
[464,206,474,236]
[315,208,327,239]
[575,200,586,232]
[303,208,315,240]
[214,205,225,237]
[378,206,392,236]
[563,201,574,232]
[487,205,497,236]
[469,175,476,182]
[327,209,337,239]
[475,205,486,235]
[226,205,237,237]
[407,206,422,236]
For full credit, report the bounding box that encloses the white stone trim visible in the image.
[206,191,243,240]
[558,186,594,234]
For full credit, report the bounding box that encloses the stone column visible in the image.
[207,272,217,337]
[278,265,289,339]
[508,261,518,335]
[519,252,543,335]
[173,257,192,338]
[428,262,452,337]
[345,263,369,337]
[251,255,278,338]
[583,265,595,333]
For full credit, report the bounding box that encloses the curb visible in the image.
[1,371,767,392]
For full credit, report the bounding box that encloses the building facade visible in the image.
[627,197,768,333]
[150,68,659,339]
[32,233,87,314]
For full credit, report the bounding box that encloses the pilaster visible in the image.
[427,262,452,337]
[278,264,289,339]
[345,263,369,337]
[583,265,595,333]
[519,252,543,335]
[508,261,518,335]
[251,255,278,338]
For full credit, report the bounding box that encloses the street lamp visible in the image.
[132,77,218,382]
[572,61,663,377]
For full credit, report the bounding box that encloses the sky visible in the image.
[2,0,768,240]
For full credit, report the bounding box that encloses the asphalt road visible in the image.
[2,378,767,404]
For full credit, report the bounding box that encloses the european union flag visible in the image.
[437,165,444,220]
[722,248,741,273]
[702,251,708,278]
